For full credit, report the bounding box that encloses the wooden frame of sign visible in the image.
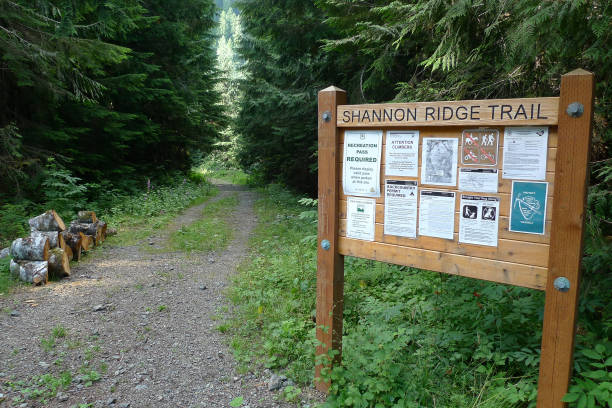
[315,69,594,407]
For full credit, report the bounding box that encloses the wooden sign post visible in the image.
[315,69,594,407]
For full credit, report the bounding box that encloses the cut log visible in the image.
[64,245,73,262]
[10,260,48,285]
[10,236,49,261]
[98,221,107,242]
[61,231,82,262]
[48,248,70,278]
[30,231,65,249]
[70,222,103,245]
[81,234,94,252]
[28,210,66,232]
[77,211,97,223]
[106,227,118,237]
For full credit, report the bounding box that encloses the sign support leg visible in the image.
[315,86,346,392]
[537,69,594,407]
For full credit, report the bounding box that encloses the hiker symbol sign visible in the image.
[461,129,499,166]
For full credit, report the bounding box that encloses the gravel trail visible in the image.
[0,181,319,408]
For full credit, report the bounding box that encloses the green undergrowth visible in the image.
[167,193,239,253]
[226,184,611,408]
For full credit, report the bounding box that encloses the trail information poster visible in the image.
[343,130,383,197]
[461,129,499,166]
[385,131,419,177]
[421,138,458,186]
[459,195,500,246]
[346,197,376,241]
[459,168,499,193]
[510,181,548,235]
[384,180,417,238]
[418,190,456,239]
[502,127,549,180]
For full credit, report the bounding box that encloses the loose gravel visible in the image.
[0,181,324,408]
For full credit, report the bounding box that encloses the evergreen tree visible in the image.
[235,0,344,193]
[0,0,224,198]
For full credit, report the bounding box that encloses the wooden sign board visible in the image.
[316,70,595,408]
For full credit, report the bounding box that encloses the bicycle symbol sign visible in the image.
[461,129,499,166]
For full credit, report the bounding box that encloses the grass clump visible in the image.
[101,179,218,247]
[167,193,239,253]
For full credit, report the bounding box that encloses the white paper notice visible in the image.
[459,168,499,193]
[421,138,458,186]
[419,190,456,239]
[459,195,500,247]
[385,131,419,177]
[384,180,417,238]
[502,127,549,180]
[346,197,376,241]
[343,130,383,197]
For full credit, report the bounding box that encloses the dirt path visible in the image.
[0,182,311,408]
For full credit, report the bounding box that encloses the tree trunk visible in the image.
[10,260,48,285]
[28,210,66,232]
[61,231,82,262]
[10,236,49,261]
[30,231,65,249]
[77,211,97,223]
[70,222,103,245]
[48,248,70,278]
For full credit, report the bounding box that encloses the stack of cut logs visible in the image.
[9,210,108,285]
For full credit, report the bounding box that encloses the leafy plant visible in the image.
[563,341,612,407]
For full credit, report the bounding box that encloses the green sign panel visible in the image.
[510,181,548,235]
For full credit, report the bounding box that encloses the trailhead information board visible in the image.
[317,70,595,408]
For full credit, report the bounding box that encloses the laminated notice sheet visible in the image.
[502,127,548,180]
[343,130,383,197]
[418,190,456,239]
[384,180,417,238]
[510,181,548,235]
[421,138,458,186]
[459,168,499,193]
[459,195,500,247]
[346,197,376,241]
[385,131,419,177]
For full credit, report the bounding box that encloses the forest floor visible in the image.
[0,181,323,408]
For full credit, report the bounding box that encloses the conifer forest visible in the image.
[0,1,610,407]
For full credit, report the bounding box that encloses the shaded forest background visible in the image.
[0,1,610,406]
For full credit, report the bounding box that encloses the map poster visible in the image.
[346,197,376,241]
[343,130,383,197]
[384,180,417,238]
[461,129,499,166]
[418,190,456,240]
[421,138,458,187]
[502,126,549,180]
[459,195,500,247]
[509,181,548,235]
[385,131,419,177]
[458,168,499,193]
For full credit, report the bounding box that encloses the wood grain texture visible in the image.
[337,98,559,127]
[338,237,547,289]
[315,86,346,393]
[537,70,594,407]
[338,219,550,268]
